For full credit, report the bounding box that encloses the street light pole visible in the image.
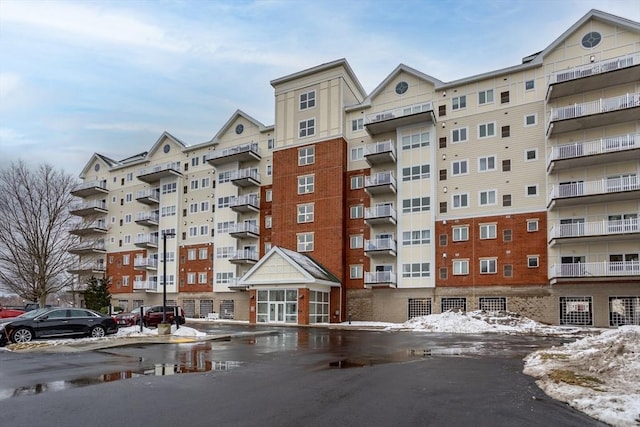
[162,231,176,324]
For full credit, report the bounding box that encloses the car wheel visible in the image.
[90,325,106,338]
[11,327,33,343]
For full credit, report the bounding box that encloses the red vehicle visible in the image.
[114,306,150,327]
[143,306,185,327]
[0,307,25,319]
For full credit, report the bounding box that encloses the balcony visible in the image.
[68,240,107,255]
[230,168,261,187]
[69,221,108,236]
[137,162,182,183]
[228,278,249,291]
[364,238,397,257]
[364,271,397,288]
[71,180,108,197]
[134,234,159,249]
[229,249,259,265]
[548,176,640,209]
[205,143,261,166]
[547,92,640,136]
[136,188,160,205]
[135,211,159,227]
[230,194,260,213]
[67,261,106,274]
[547,53,640,100]
[229,223,260,239]
[549,218,640,246]
[547,133,639,173]
[365,171,397,195]
[69,200,108,216]
[549,261,640,284]
[364,140,397,165]
[134,257,158,271]
[365,205,397,226]
[133,280,158,291]
[365,101,434,135]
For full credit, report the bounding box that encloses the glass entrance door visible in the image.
[269,302,284,323]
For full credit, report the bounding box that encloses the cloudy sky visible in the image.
[1,0,638,177]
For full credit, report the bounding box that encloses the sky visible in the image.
[1,0,639,177]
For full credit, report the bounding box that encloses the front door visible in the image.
[269,302,285,323]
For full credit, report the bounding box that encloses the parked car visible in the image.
[0,307,25,319]
[143,305,185,327]
[114,306,150,327]
[0,307,118,346]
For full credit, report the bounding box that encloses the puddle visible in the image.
[0,360,241,401]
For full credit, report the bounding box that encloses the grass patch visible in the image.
[549,369,604,390]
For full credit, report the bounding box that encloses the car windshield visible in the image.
[17,308,50,319]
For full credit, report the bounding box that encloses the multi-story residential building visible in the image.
[69,10,639,327]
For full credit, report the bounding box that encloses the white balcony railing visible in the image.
[230,168,261,182]
[229,223,260,235]
[72,180,107,192]
[364,238,397,252]
[70,200,107,211]
[69,261,106,271]
[231,249,259,261]
[133,280,158,291]
[136,188,160,199]
[138,162,181,177]
[365,205,397,220]
[550,261,640,278]
[365,171,396,187]
[365,140,396,157]
[364,271,397,284]
[549,92,640,123]
[230,194,260,208]
[70,220,107,231]
[549,176,639,200]
[136,211,160,222]
[550,218,639,239]
[548,53,638,85]
[205,142,260,161]
[134,258,158,269]
[69,240,106,251]
[548,133,638,164]
[365,101,433,124]
[135,234,159,246]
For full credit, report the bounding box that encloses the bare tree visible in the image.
[0,161,77,306]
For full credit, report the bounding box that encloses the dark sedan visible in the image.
[0,307,118,346]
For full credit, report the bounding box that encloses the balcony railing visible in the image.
[69,200,108,215]
[365,101,433,124]
[549,176,639,202]
[230,168,261,182]
[68,240,106,253]
[365,205,397,222]
[366,171,396,187]
[68,261,106,273]
[548,53,638,85]
[230,249,259,262]
[205,143,261,165]
[71,180,108,197]
[134,258,158,269]
[133,280,158,291]
[135,234,159,246]
[550,218,639,240]
[230,194,260,212]
[364,238,397,252]
[364,140,397,166]
[548,133,638,165]
[138,162,181,177]
[364,271,397,285]
[550,261,640,279]
[136,211,160,223]
[69,220,108,235]
[229,223,260,235]
[549,92,640,122]
[136,188,160,204]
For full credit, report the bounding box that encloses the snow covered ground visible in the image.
[2,311,638,425]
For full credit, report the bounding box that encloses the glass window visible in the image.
[527,219,539,232]
[451,127,468,143]
[478,89,494,105]
[401,131,430,150]
[479,190,497,206]
[480,259,497,274]
[350,175,364,189]
[525,80,535,90]
[528,256,539,268]
[298,146,315,166]
[299,118,315,138]
[452,226,468,241]
[265,189,272,202]
[402,164,430,181]
[350,204,364,219]
[452,193,469,208]
[480,224,497,239]
[297,233,314,252]
[525,114,537,126]
[478,122,496,138]
[453,260,469,275]
[299,90,316,110]
[478,156,496,172]
[297,203,314,223]
[402,263,430,278]
[297,175,315,194]
[351,118,363,131]
[402,230,430,245]
[452,95,466,110]
[350,235,363,249]
[452,160,468,176]
[350,265,363,279]
[402,197,430,213]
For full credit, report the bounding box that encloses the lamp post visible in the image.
[162,231,176,324]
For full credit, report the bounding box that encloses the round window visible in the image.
[163,144,170,153]
[395,81,408,95]
[94,163,100,172]
[235,124,244,135]
[581,32,601,48]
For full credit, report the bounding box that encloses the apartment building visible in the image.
[69,10,639,327]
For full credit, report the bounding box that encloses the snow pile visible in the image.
[524,325,640,427]
[385,310,586,336]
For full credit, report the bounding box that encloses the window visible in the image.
[560,297,592,326]
[479,190,497,206]
[201,201,210,212]
[439,268,448,279]
[201,177,210,188]
[504,264,513,277]
[265,189,272,202]
[479,297,507,312]
[527,219,539,232]
[216,247,234,258]
[265,215,272,229]
[526,185,538,197]
[528,256,539,268]
[452,160,468,176]
[350,204,364,219]
[216,221,235,233]
[501,125,510,138]
[122,254,130,265]
[299,90,315,110]
[452,193,469,208]
[216,272,234,284]
[478,155,496,172]
[352,118,363,131]
[165,252,175,262]
[525,149,537,161]
[480,259,497,274]
[402,230,430,245]
[453,260,469,275]
[408,298,432,318]
[451,127,468,143]
[161,206,176,217]
[187,273,196,285]
[503,229,512,242]
[439,234,448,246]
[439,169,447,180]
[187,249,196,260]
[402,263,430,278]
[198,272,207,284]
[452,95,466,110]
[442,297,466,312]
[190,203,198,213]
[297,175,315,194]
[350,146,364,161]
[297,233,314,252]
[402,197,430,213]
[478,122,496,138]
[267,138,275,150]
[125,193,133,203]
[297,203,314,223]
[440,202,447,213]
[190,180,199,190]
[503,194,512,207]
[189,226,197,237]
[452,226,469,242]
[217,196,232,208]
[350,175,364,189]
[298,146,315,166]
[401,131,430,150]
[200,225,208,236]
[191,157,199,167]
[124,214,132,223]
[524,114,537,126]
[218,171,231,183]
[299,118,315,138]
[502,159,511,172]
[438,105,446,116]
[350,235,363,249]
[439,137,447,148]
[525,79,535,90]
[480,224,497,239]
[402,164,430,181]
[122,276,129,287]
[500,91,509,104]
[478,89,494,105]
[350,265,363,279]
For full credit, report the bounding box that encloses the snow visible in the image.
[1,310,638,425]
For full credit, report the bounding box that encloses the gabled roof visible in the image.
[366,63,443,106]
[206,109,273,144]
[144,131,187,158]
[239,246,341,287]
[78,153,119,178]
